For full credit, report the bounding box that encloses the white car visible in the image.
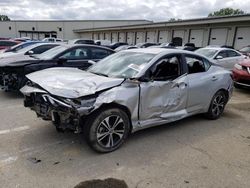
[42,38,63,43]
[0,43,59,59]
[195,47,245,70]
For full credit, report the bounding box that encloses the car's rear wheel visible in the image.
[84,108,130,153]
[205,91,227,120]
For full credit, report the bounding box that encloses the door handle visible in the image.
[212,76,218,81]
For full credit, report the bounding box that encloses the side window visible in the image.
[91,48,111,59]
[151,55,181,81]
[60,48,91,60]
[227,50,240,57]
[217,50,227,58]
[186,55,206,74]
[31,45,56,54]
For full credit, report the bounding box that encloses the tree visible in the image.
[208,8,245,17]
[169,18,182,22]
[0,15,11,21]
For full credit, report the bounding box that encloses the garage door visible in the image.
[127,32,135,45]
[158,30,168,43]
[118,32,126,42]
[99,33,104,40]
[173,30,185,46]
[104,33,111,41]
[209,28,228,45]
[146,31,156,43]
[93,33,99,40]
[135,32,145,44]
[111,32,118,43]
[234,27,250,50]
[189,29,204,47]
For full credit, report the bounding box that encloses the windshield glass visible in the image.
[88,51,155,78]
[35,46,67,60]
[195,48,218,58]
[240,46,250,53]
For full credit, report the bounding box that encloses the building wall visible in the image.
[79,21,250,49]
[0,20,151,40]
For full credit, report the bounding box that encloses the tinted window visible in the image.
[91,48,112,59]
[217,50,227,58]
[186,55,206,74]
[227,50,240,57]
[152,55,181,81]
[61,47,91,60]
[0,41,16,46]
[31,45,57,54]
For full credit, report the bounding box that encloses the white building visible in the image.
[0,20,151,40]
[75,14,250,50]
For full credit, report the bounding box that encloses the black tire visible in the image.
[84,108,130,153]
[205,90,228,120]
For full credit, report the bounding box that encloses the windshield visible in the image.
[35,46,67,60]
[240,46,250,53]
[88,51,155,78]
[195,48,218,58]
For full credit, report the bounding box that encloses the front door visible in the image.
[139,54,188,125]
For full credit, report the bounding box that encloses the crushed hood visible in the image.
[25,67,125,98]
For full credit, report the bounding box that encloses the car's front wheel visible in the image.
[205,90,228,120]
[84,108,130,153]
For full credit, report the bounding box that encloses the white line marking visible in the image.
[0,156,18,167]
[0,126,30,135]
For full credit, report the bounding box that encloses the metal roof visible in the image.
[73,14,250,33]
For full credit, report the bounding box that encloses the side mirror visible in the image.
[88,60,96,65]
[215,55,223,60]
[27,50,34,55]
[57,57,67,65]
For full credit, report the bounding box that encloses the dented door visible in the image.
[139,75,188,122]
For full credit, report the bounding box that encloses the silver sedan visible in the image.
[21,48,233,153]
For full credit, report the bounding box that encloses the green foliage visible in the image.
[169,18,182,22]
[208,8,245,17]
[0,15,11,21]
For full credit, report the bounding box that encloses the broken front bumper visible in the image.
[22,85,96,132]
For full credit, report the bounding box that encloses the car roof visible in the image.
[125,47,197,55]
[60,44,115,51]
[201,47,235,51]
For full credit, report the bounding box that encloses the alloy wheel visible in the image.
[96,115,125,148]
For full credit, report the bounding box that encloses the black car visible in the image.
[105,42,128,49]
[0,44,114,92]
[136,43,157,48]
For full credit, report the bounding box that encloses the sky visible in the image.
[0,0,249,21]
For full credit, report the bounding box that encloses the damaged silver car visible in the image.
[21,48,233,153]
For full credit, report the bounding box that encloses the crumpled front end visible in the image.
[21,84,98,132]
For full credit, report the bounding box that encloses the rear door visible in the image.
[139,54,188,124]
[185,54,214,112]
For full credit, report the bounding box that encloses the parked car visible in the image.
[239,45,250,58]
[105,42,128,49]
[14,37,31,43]
[176,43,198,52]
[195,47,245,70]
[0,44,114,91]
[21,48,233,153]
[0,43,59,58]
[232,59,250,89]
[136,43,157,48]
[0,40,19,50]
[206,45,234,49]
[68,39,95,45]
[114,45,138,52]
[1,41,43,53]
[95,40,111,46]
[42,38,63,43]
